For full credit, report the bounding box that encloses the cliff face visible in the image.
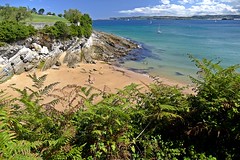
[0,31,138,82]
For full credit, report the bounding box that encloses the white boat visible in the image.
[157,25,162,34]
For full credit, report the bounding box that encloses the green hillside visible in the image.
[26,14,69,23]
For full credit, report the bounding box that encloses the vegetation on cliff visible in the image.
[0,21,36,43]
[0,57,239,159]
[0,5,92,44]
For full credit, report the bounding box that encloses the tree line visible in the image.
[0,5,92,44]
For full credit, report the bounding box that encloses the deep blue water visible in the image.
[93,20,240,83]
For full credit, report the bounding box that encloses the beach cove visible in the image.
[0,29,194,111]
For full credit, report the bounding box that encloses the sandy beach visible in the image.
[0,60,193,92]
[0,60,193,110]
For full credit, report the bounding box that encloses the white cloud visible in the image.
[161,0,170,5]
[119,0,240,16]
[189,3,238,15]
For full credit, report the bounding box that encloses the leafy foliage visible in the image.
[42,18,92,39]
[38,8,45,15]
[64,9,82,24]
[0,58,239,159]
[0,5,32,22]
[186,57,240,158]
[0,21,36,43]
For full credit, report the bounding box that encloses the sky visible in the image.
[0,0,239,19]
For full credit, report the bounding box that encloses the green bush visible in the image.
[42,21,91,39]
[42,25,59,39]
[186,57,240,158]
[53,21,70,39]
[69,24,79,37]
[0,21,36,43]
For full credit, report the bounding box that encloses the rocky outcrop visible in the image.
[0,30,138,82]
[89,31,138,61]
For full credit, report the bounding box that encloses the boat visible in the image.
[157,25,162,34]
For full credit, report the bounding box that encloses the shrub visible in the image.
[186,57,240,158]
[0,21,36,43]
[53,21,70,39]
[42,25,59,39]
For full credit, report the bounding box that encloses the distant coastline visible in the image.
[109,15,240,21]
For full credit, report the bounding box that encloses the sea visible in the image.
[93,20,240,84]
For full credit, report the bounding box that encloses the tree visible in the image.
[64,9,82,24]
[38,8,44,15]
[58,13,63,18]
[15,7,32,22]
[0,5,32,22]
[0,4,15,21]
[46,12,52,15]
[80,14,93,38]
[31,7,37,14]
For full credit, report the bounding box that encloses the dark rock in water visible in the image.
[157,65,164,68]
[127,67,149,74]
[175,72,184,76]
[130,57,137,61]
[148,67,154,70]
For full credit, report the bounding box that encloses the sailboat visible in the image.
[157,25,162,34]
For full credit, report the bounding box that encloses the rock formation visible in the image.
[0,30,138,82]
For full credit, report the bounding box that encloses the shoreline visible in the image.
[0,60,194,97]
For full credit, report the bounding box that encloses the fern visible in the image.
[27,73,47,89]
[0,106,42,159]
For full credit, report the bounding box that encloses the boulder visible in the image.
[31,43,42,52]
[24,64,35,72]
[41,46,49,55]
[55,60,61,66]
[0,56,6,65]
[64,50,81,68]
[8,47,39,74]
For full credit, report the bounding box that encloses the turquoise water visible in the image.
[93,20,240,83]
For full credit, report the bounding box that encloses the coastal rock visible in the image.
[9,47,39,74]
[41,47,62,71]
[64,50,81,68]
[0,30,138,81]
[41,46,49,55]
[31,43,42,52]
[0,45,22,60]
[0,56,6,65]
[55,60,61,66]
[24,64,35,72]
[87,31,138,62]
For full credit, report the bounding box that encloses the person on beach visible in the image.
[87,74,93,84]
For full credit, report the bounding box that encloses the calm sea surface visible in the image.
[93,20,240,83]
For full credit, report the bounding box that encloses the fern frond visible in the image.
[27,73,47,89]
[39,82,59,96]
[0,90,14,106]
[44,99,60,108]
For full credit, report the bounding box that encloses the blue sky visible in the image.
[0,0,239,19]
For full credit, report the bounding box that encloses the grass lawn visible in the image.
[25,14,69,23]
